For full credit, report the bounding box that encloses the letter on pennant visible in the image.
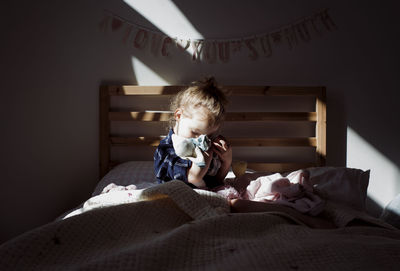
[270,31,283,45]
[161,37,173,56]
[176,39,191,52]
[231,40,242,53]
[218,42,230,63]
[244,38,258,60]
[284,26,298,50]
[150,33,163,56]
[259,35,272,57]
[203,42,217,63]
[98,15,110,32]
[318,9,337,31]
[191,40,204,61]
[122,25,133,44]
[111,18,123,31]
[308,16,322,37]
[134,29,148,49]
[296,20,311,42]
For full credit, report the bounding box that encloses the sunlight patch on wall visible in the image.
[131,57,169,85]
[124,0,203,55]
[347,127,400,207]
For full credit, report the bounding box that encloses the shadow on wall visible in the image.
[341,2,400,172]
[325,88,347,167]
[0,0,156,244]
[334,2,400,210]
[366,197,383,218]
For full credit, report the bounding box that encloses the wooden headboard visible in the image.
[99,85,326,178]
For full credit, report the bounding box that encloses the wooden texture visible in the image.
[99,85,327,178]
[109,111,317,122]
[107,85,324,96]
[109,111,172,122]
[316,88,327,166]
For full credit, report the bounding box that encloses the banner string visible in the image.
[99,8,337,63]
[102,8,333,42]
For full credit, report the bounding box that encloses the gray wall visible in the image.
[1,0,399,243]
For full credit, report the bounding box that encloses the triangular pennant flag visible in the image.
[270,31,283,44]
[218,42,230,63]
[318,9,337,31]
[98,15,110,32]
[150,33,163,56]
[284,26,298,50]
[161,36,173,56]
[111,17,123,31]
[175,39,191,52]
[122,25,133,44]
[259,35,272,57]
[134,29,148,49]
[191,40,204,61]
[296,20,311,42]
[231,40,242,53]
[203,41,217,64]
[244,38,258,60]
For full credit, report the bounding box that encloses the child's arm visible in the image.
[213,135,233,182]
[187,148,214,188]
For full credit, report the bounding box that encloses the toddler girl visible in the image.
[154,77,232,189]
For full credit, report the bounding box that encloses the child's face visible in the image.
[174,107,219,139]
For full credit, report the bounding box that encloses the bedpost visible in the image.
[99,86,110,178]
[316,87,327,166]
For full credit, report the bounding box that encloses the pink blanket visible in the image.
[214,170,325,216]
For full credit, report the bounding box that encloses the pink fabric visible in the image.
[214,170,325,216]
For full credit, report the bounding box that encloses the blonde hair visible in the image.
[170,77,228,128]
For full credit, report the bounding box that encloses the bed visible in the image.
[1,85,399,270]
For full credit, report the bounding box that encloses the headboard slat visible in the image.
[107,85,324,96]
[109,112,317,122]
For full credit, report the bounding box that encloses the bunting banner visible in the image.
[99,8,336,63]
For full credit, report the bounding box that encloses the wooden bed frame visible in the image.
[99,85,326,178]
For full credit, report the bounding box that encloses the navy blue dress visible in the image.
[154,129,221,189]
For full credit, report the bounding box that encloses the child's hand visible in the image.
[187,147,214,188]
[212,135,232,167]
[202,147,215,166]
